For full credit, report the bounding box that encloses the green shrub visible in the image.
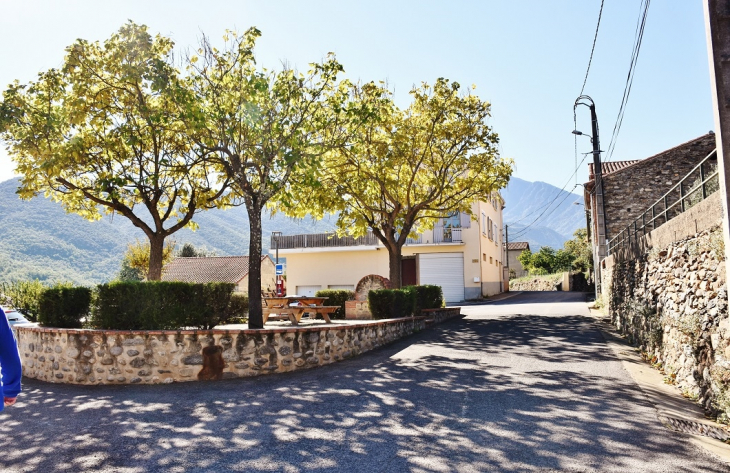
[403,285,443,316]
[1,279,46,321]
[368,289,394,319]
[315,289,354,319]
[91,281,236,330]
[392,290,415,318]
[368,289,415,319]
[225,293,249,323]
[38,286,92,328]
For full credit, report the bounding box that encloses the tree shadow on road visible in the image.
[1,316,725,472]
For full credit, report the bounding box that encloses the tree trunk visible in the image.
[247,210,264,329]
[387,242,403,289]
[147,234,165,281]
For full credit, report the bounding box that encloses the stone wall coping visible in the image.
[16,315,428,337]
[421,308,460,313]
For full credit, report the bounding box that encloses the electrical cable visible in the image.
[579,0,605,97]
[605,0,651,162]
[505,1,606,240]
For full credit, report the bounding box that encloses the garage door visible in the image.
[295,285,322,297]
[418,253,465,303]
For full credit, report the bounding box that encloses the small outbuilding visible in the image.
[162,255,276,295]
[506,242,531,278]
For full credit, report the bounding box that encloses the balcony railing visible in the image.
[433,227,463,243]
[608,149,718,253]
[271,228,462,250]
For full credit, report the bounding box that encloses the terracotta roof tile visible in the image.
[588,160,641,180]
[162,256,268,284]
[507,242,530,251]
[586,133,716,183]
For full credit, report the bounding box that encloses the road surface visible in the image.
[1,292,726,472]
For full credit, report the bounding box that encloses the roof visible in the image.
[507,242,530,251]
[162,255,270,284]
[588,160,641,181]
[584,132,716,190]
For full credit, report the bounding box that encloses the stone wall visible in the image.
[601,133,715,242]
[16,317,429,385]
[603,191,730,422]
[509,274,562,292]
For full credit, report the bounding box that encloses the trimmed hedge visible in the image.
[38,286,92,328]
[227,293,249,323]
[368,289,414,319]
[403,285,444,316]
[314,289,355,319]
[91,281,238,330]
[368,289,395,319]
[368,285,443,319]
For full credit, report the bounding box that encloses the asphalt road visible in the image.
[1,291,727,472]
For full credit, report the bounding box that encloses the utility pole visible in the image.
[575,96,606,299]
[505,225,510,292]
[704,1,730,265]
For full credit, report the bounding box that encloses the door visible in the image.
[295,285,322,297]
[417,253,465,303]
[401,258,417,286]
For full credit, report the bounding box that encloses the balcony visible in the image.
[271,228,462,250]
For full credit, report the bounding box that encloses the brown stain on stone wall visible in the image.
[198,345,225,380]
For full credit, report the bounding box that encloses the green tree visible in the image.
[0,22,232,281]
[177,242,215,258]
[564,228,593,274]
[186,29,355,328]
[519,246,575,275]
[283,79,513,288]
[119,239,176,281]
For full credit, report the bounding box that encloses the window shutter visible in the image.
[460,212,471,228]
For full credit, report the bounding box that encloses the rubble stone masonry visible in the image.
[16,308,461,385]
[603,192,730,421]
[602,134,715,242]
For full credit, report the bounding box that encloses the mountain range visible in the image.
[501,177,584,250]
[0,176,584,285]
[0,178,335,285]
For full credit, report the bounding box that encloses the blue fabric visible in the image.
[0,307,22,411]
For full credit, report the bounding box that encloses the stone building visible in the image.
[506,241,530,278]
[584,132,717,261]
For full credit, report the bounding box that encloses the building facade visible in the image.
[506,242,531,278]
[273,197,505,303]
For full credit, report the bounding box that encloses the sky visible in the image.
[0,0,715,193]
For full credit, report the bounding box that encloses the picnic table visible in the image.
[262,296,340,325]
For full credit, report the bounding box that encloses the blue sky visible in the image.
[0,1,714,191]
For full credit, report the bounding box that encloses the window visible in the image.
[494,224,498,245]
[481,212,487,235]
[487,217,493,241]
[490,257,493,264]
[483,253,486,262]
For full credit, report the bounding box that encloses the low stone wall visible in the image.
[16,317,427,385]
[509,274,562,292]
[602,192,730,421]
[422,307,462,324]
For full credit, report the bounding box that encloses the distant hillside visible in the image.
[0,179,335,285]
[501,177,584,249]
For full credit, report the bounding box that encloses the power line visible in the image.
[508,181,582,240]
[579,0,605,97]
[605,0,651,162]
[505,1,606,240]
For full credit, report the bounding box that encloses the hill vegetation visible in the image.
[0,178,335,285]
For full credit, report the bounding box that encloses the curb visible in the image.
[586,307,730,465]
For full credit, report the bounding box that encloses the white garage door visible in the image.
[418,253,465,303]
[295,285,322,297]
